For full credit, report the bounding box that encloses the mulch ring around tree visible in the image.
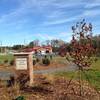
[21,76,100,100]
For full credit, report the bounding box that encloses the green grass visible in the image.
[91,57,100,70]
[54,57,100,90]
[53,56,67,64]
[0,54,14,64]
[83,70,100,90]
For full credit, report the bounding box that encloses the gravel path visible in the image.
[0,63,78,80]
[33,63,78,74]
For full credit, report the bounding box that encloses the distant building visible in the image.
[22,45,52,54]
[0,47,8,53]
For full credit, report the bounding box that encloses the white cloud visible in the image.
[43,15,82,26]
[59,32,72,37]
[0,0,84,24]
[32,32,72,42]
[32,33,55,40]
[0,0,86,28]
[0,0,99,29]
[85,0,100,8]
[53,1,84,9]
[85,3,100,8]
[83,9,100,17]
[0,0,100,35]
[0,1,27,23]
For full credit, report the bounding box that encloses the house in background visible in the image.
[23,45,52,54]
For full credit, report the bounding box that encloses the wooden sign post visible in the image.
[14,52,33,86]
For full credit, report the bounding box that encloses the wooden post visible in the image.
[29,54,33,86]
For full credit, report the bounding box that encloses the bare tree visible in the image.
[70,19,95,68]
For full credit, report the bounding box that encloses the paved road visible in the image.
[0,63,78,80]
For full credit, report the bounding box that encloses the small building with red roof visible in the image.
[23,45,52,54]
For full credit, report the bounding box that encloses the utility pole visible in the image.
[24,39,26,46]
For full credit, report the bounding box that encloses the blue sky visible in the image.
[0,0,100,46]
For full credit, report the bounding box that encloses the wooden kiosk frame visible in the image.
[14,52,33,86]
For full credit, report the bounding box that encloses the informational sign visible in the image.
[14,52,33,86]
[16,58,27,70]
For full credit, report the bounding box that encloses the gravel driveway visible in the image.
[0,63,78,80]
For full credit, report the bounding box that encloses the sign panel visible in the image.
[16,58,27,70]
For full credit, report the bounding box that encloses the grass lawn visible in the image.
[52,56,67,64]
[0,54,100,90]
[0,54,14,64]
[54,57,100,91]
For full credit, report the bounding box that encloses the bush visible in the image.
[36,58,40,62]
[33,60,36,65]
[15,96,25,100]
[7,75,15,87]
[50,55,53,60]
[42,56,50,66]
[10,60,14,66]
[4,59,8,64]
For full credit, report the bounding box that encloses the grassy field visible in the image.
[0,54,100,91]
[55,57,100,90]
[0,54,14,64]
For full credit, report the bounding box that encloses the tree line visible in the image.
[10,34,100,57]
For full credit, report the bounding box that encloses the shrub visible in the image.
[4,59,8,64]
[10,60,14,66]
[15,96,25,100]
[7,75,15,87]
[50,55,53,60]
[42,56,50,66]
[36,58,40,62]
[33,60,36,65]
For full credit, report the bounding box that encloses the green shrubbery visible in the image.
[10,60,14,66]
[4,59,8,64]
[36,58,40,62]
[42,55,50,66]
[15,96,25,100]
[33,60,36,65]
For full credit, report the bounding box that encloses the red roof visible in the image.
[23,45,52,52]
